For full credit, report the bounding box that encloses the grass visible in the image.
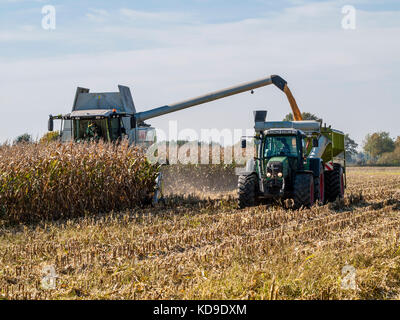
[0,167,399,299]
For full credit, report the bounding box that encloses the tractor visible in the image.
[238,112,346,208]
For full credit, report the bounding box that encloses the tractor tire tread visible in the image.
[238,174,258,208]
[293,173,313,208]
[325,164,343,202]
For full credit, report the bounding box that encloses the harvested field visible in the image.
[162,164,237,195]
[0,167,399,299]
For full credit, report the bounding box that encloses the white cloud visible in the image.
[19,24,37,32]
[119,8,195,25]
[86,8,109,23]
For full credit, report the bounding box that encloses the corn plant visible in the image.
[0,141,159,223]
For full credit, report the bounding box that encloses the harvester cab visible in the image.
[48,85,156,146]
[238,112,346,208]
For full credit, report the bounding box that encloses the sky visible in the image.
[0,0,399,148]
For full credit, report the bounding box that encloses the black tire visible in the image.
[325,164,344,202]
[238,173,258,208]
[314,164,325,204]
[293,173,314,208]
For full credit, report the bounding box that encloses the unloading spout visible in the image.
[135,75,302,122]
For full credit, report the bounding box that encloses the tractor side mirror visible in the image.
[241,138,247,149]
[312,138,319,148]
[48,116,54,132]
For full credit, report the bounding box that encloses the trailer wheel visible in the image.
[325,164,344,202]
[293,173,314,208]
[314,164,325,204]
[238,173,258,209]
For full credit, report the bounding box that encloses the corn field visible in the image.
[0,166,399,299]
[0,141,159,223]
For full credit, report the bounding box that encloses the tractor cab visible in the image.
[258,128,306,196]
[262,129,305,158]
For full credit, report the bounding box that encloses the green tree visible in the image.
[283,112,322,122]
[14,133,32,144]
[344,134,358,162]
[363,132,395,159]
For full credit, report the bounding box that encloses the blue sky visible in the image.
[1,0,400,147]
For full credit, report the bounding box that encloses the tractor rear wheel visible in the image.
[325,164,344,202]
[238,173,258,208]
[293,173,315,208]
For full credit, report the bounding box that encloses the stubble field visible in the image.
[1,166,400,300]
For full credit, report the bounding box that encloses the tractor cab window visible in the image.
[264,135,298,158]
[74,119,109,142]
[74,117,125,142]
[302,138,306,156]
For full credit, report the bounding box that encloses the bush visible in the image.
[39,131,60,144]
[0,141,159,223]
[377,148,400,166]
[13,133,32,145]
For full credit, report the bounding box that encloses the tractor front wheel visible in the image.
[238,173,258,209]
[294,173,315,208]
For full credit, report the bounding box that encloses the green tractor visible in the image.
[238,111,346,208]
